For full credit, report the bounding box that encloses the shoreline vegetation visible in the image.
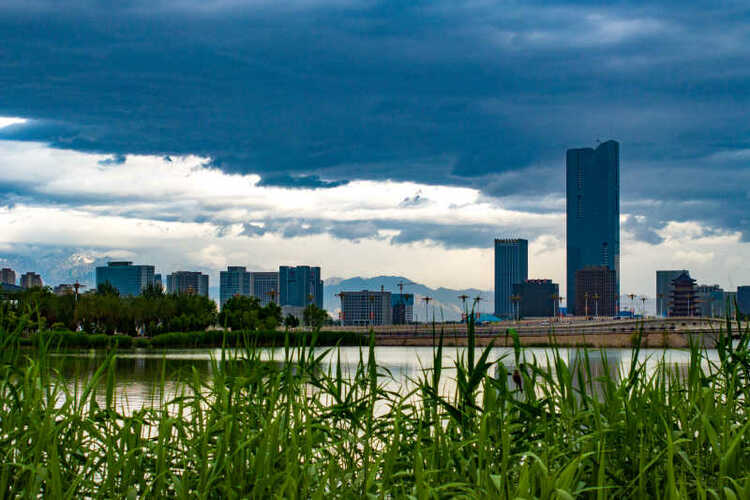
[11,327,737,350]
[1,310,748,497]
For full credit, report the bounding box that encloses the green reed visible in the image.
[0,311,748,498]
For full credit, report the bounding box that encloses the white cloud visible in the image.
[1,140,749,296]
[0,117,27,128]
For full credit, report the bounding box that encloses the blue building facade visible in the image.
[566,140,620,313]
[494,239,528,318]
[219,266,251,307]
[391,293,414,324]
[279,266,323,308]
[95,261,155,296]
[738,286,750,317]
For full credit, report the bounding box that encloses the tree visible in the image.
[284,314,300,328]
[96,281,120,297]
[303,304,329,328]
[218,295,262,330]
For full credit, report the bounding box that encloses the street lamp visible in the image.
[510,295,521,322]
[592,293,600,319]
[422,296,432,324]
[657,293,665,317]
[584,292,590,318]
[458,294,469,323]
[551,293,559,320]
[369,294,376,327]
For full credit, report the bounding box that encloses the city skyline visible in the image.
[1,1,749,300]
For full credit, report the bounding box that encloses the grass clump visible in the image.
[0,313,748,498]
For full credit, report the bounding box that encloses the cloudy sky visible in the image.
[1,0,749,299]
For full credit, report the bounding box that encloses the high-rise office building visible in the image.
[656,270,689,317]
[96,262,155,296]
[219,266,251,307]
[494,239,528,318]
[154,274,163,291]
[279,266,323,308]
[512,279,559,318]
[250,272,280,306]
[1,268,16,286]
[695,284,723,318]
[166,271,209,297]
[20,272,43,289]
[566,140,620,313]
[574,267,616,317]
[738,286,750,317]
[338,290,392,326]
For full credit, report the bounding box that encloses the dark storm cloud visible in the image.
[1,0,750,243]
[237,216,542,249]
[257,174,349,189]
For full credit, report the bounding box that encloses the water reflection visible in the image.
[42,346,712,412]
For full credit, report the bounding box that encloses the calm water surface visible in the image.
[45,346,721,412]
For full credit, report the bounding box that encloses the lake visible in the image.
[41,345,721,412]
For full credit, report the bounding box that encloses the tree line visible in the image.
[1,283,331,336]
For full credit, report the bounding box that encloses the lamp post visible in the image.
[551,293,559,321]
[510,295,521,322]
[369,294,376,327]
[422,296,432,325]
[336,292,344,326]
[640,296,647,317]
[458,294,469,323]
[628,293,637,316]
[592,293,600,319]
[584,292,590,318]
[657,293,664,317]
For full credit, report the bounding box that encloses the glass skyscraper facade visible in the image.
[219,266,251,307]
[167,271,209,297]
[95,261,155,296]
[279,266,323,308]
[494,239,528,318]
[250,271,280,306]
[566,140,620,313]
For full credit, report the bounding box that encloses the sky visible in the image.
[1,0,749,301]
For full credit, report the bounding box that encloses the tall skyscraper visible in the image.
[250,271,280,306]
[166,271,209,297]
[494,239,528,318]
[219,266,251,307]
[656,270,689,317]
[566,140,620,313]
[279,266,323,308]
[95,261,155,296]
[1,268,16,286]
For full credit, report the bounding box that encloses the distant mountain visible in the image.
[0,249,107,288]
[324,275,493,321]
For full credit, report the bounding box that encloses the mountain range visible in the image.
[323,275,494,321]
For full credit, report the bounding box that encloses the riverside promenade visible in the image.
[320,317,746,348]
